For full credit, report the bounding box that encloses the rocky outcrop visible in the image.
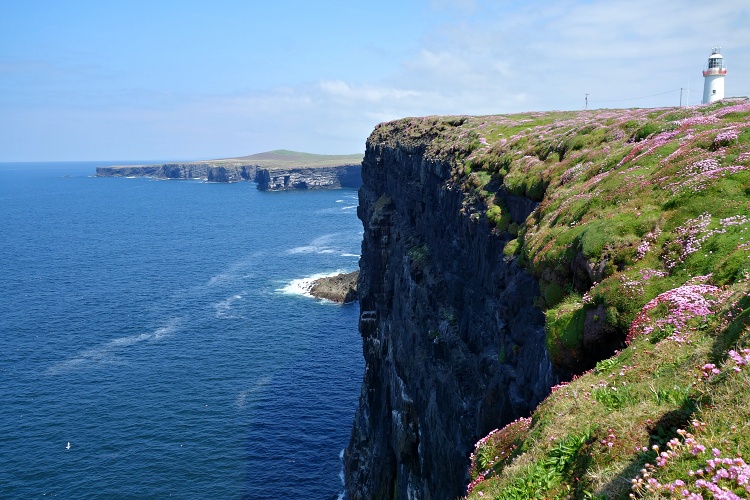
[344,126,558,499]
[309,271,359,303]
[255,165,361,191]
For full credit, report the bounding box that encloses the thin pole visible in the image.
[585,93,589,110]
[680,88,683,107]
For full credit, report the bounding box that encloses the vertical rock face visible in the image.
[254,165,362,191]
[344,133,558,499]
[95,163,256,181]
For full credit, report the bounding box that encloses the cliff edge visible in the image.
[96,150,363,191]
[346,99,750,499]
[345,116,556,499]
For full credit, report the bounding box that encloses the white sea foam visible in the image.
[286,245,315,255]
[286,233,343,255]
[45,318,182,375]
[315,204,357,215]
[153,320,180,339]
[235,376,272,409]
[337,448,346,498]
[207,252,263,286]
[110,333,151,346]
[340,253,360,258]
[214,293,245,319]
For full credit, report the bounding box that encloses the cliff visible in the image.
[95,162,256,182]
[345,99,750,499]
[95,150,363,190]
[345,117,557,499]
[255,164,361,191]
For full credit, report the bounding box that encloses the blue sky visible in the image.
[1,0,748,161]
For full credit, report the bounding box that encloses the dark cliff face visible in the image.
[255,165,362,191]
[345,134,557,498]
[95,163,256,182]
[96,160,362,190]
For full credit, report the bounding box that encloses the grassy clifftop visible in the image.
[223,149,363,169]
[103,149,363,171]
[377,99,750,498]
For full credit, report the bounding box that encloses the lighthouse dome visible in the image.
[707,53,725,69]
[703,48,726,77]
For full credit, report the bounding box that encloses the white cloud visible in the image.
[319,80,422,103]
[3,0,749,161]
[383,0,750,112]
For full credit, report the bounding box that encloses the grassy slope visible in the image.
[108,149,364,170]
[227,149,363,169]
[375,100,750,498]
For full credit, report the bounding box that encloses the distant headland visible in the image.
[95,149,363,191]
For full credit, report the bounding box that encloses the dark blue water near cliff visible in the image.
[0,162,363,498]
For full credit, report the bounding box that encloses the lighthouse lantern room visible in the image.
[702,47,726,104]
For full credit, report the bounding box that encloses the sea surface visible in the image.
[0,162,364,498]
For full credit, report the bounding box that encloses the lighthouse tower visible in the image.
[702,47,726,104]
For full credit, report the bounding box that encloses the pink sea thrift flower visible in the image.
[627,284,729,344]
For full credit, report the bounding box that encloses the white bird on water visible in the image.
[66,442,71,450]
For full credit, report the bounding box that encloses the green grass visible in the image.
[466,285,750,498]
[376,99,750,498]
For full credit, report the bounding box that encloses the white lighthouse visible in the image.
[702,47,726,104]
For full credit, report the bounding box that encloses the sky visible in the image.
[1,0,749,162]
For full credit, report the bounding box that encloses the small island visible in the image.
[309,271,359,303]
[96,149,363,191]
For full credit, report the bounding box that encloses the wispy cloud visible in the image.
[319,80,422,103]
[2,0,748,161]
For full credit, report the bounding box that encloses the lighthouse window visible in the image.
[713,90,717,94]
[708,58,723,69]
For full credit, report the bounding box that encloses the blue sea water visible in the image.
[0,162,363,498]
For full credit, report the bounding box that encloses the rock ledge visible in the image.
[309,271,359,303]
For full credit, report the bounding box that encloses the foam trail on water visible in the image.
[235,376,272,409]
[111,333,151,347]
[207,252,263,287]
[45,318,182,375]
[214,293,245,319]
[153,319,180,339]
[315,205,357,215]
[286,233,343,255]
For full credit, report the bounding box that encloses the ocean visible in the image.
[0,162,363,498]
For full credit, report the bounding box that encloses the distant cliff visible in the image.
[255,165,361,191]
[345,99,750,499]
[95,150,363,190]
[95,163,256,182]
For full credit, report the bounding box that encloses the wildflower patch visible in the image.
[627,284,729,344]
